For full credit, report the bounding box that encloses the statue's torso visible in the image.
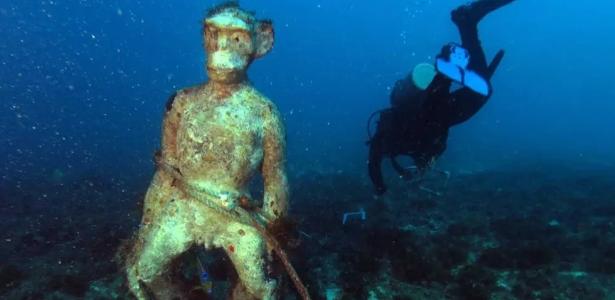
[175,84,267,195]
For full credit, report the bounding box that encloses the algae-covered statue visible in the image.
[125,3,288,299]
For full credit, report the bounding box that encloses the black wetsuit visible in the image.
[368,0,512,195]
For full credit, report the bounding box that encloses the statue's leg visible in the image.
[222,222,277,300]
[126,200,195,300]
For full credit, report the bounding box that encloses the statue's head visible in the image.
[203,2,274,83]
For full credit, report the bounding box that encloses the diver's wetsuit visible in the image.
[368,0,513,195]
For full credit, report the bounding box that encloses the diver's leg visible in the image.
[447,88,486,126]
[451,0,515,75]
[222,222,277,300]
[444,0,515,126]
[451,7,487,75]
[368,134,387,195]
[126,200,195,300]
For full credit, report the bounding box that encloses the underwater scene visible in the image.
[2,0,615,299]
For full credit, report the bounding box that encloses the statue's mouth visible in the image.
[207,66,241,73]
[208,51,248,70]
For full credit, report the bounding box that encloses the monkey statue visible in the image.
[125,3,288,299]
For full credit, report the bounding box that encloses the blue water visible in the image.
[2,1,615,299]
[3,0,614,183]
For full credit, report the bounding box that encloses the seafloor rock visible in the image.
[490,217,563,242]
[0,264,25,295]
[455,265,496,300]
[5,168,615,299]
[47,274,90,297]
[479,244,558,270]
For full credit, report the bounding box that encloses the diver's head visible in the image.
[203,2,274,84]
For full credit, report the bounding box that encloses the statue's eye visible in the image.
[230,32,252,51]
[232,33,245,44]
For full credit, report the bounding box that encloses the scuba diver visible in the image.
[367,0,515,195]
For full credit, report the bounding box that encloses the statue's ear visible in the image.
[254,20,274,58]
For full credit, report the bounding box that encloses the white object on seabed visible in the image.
[342,208,366,225]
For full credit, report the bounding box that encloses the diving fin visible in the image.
[486,49,505,79]
[452,0,516,26]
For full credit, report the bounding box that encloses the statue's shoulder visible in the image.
[243,86,279,114]
[166,84,204,112]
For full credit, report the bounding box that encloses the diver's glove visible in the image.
[435,43,491,96]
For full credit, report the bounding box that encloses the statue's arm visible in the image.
[159,92,181,167]
[261,103,289,222]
